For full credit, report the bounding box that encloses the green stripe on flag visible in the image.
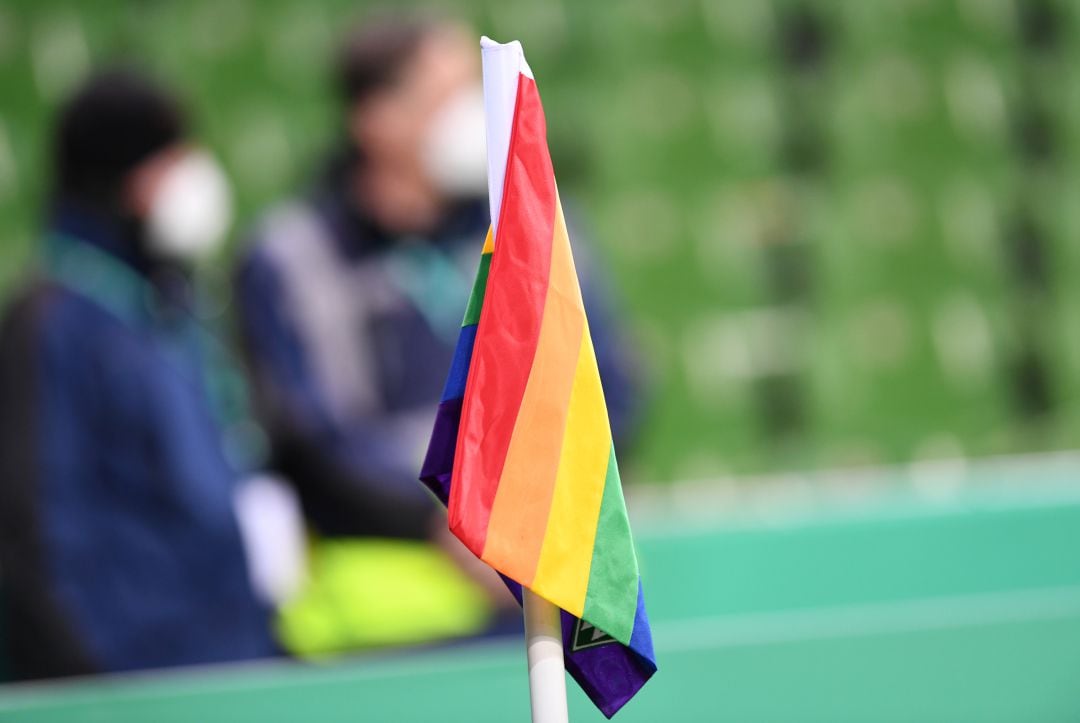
[581,445,639,645]
[462,252,492,327]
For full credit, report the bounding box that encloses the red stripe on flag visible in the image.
[449,74,557,556]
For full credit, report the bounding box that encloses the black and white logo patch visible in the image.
[571,618,616,652]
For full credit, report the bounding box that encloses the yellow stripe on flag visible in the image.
[531,328,611,616]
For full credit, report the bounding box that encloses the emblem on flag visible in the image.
[571,619,618,652]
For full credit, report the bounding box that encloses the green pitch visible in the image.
[3,455,1080,721]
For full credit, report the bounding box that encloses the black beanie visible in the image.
[53,68,187,208]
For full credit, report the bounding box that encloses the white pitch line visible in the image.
[630,450,1080,537]
[653,585,1080,653]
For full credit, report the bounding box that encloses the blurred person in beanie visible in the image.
[0,69,286,679]
[235,13,640,655]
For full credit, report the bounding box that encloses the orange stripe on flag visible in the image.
[481,194,584,583]
[448,75,556,555]
[530,325,611,615]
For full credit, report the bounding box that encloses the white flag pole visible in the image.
[479,36,566,721]
[523,587,570,723]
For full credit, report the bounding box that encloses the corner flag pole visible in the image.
[523,587,570,722]
[478,34,569,723]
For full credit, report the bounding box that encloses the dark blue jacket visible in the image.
[0,208,275,680]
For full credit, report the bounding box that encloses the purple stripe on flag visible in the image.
[420,397,462,505]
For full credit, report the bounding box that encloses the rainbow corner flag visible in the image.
[420,37,656,717]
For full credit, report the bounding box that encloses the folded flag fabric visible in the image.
[420,37,656,718]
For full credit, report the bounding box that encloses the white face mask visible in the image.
[146,150,233,262]
[421,84,488,199]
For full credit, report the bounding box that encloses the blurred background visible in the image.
[1,0,1079,484]
[2,0,1080,720]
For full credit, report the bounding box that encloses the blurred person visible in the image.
[235,13,639,654]
[0,69,281,679]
